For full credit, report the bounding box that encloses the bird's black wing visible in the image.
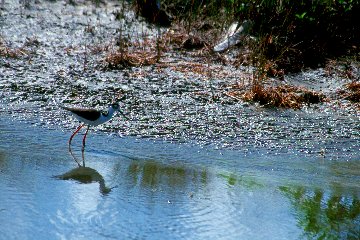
[62,106,101,121]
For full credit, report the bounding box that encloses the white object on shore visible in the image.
[213,20,252,52]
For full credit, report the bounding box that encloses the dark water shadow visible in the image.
[0,150,6,171]
[54,145,111,195]
[124,159,209,190]
[280,184,360,239]
[279,160,360,239]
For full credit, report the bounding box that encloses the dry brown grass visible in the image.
[162,27,207,50]
[103,32,167,69]
[103,25,212,70]
[226,83,326,109]
[325,59,358,80]
[341,81,360,102]
[0,44,27,58]
[104,50,158,69]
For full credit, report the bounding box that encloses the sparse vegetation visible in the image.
[131,0,358,108]
[0,39,28,58]
[226,81,326,109]
[340,81,360,103]
[104,48,158,69]
[3,0,355,109]
[157,0,359,72]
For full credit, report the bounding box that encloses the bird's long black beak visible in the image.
[118,109,130,120]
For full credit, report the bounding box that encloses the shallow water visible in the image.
[0,115,359,239]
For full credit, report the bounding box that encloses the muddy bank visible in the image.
[0,0,359,160]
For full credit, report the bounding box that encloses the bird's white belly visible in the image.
[75,114,110,126]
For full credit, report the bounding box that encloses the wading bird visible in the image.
[62,103,128,150]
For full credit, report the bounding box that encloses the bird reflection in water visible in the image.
[54,145,112,195]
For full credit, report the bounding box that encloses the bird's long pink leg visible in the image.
[82,125,90,150]
[69,124,84,145]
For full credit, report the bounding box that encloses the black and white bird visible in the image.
[62,103,128,149]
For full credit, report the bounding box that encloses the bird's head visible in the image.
[110,103,120,111]
[110,102,129,120]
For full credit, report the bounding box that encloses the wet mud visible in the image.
[0,0,359,160]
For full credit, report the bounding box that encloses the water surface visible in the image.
[0,115,359,239]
